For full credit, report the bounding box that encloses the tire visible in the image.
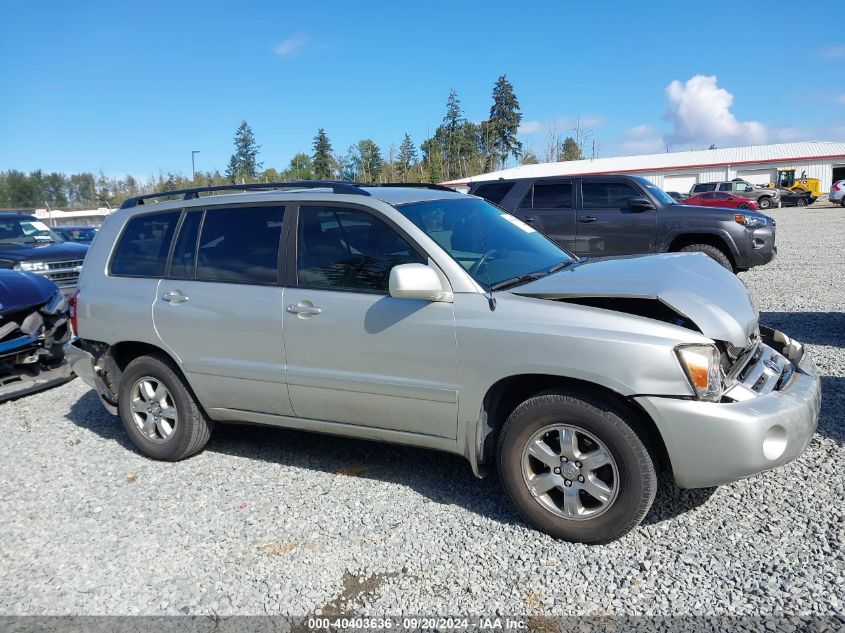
[737,202,750,209]
[678,243,733,271]
[840,197,845,208]
[497,389,657,544]
[118,354,213,461]
[757,196,772,210]
[796,198,807,207]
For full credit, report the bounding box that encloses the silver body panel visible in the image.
[71,188,821,489]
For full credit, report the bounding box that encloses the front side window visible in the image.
[582,181,640,209]
[111,211,180,277]
[297,206,424,293]
[396,197,573,288]
[196,206,283,284]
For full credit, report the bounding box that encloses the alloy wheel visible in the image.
[129,376,178,444]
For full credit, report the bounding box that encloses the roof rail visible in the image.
[374,182,456,192]
[119,181,371,209]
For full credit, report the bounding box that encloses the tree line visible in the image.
[1,74,596,209]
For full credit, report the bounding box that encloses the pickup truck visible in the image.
[469,175,775,272]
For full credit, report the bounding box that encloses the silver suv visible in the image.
[690,180,780,209]
[66,182,820,543]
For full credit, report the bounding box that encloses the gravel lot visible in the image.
[1,205,843,618]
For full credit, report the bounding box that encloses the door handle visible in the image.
[521,216,536,224]
[578,216,598,223]
[287,303,323,317]
[161,290,189,304]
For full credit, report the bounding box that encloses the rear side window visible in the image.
[582,181,640,209]
[473,182,514,205]
[196,206,284,284]
[169,211,203,278]
[520,182,573,209]
[297,206,424,293]
[110,211,180,277]
[718,183,733,191]
[693,183,717,193]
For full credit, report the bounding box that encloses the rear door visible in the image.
[513,180,577,252]
[575,178,657,256]
[153,204,293,416]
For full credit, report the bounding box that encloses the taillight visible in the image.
[834,182,842,191]
[69,289,80,335]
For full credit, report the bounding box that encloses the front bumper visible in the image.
[634,341,820,489]
[0,361,73,401]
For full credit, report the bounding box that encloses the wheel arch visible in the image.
[665,231,738,268]
[473,373,671,479]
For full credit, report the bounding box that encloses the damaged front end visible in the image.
[0,280,74,400]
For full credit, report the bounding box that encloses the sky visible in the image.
[1,0,843,179]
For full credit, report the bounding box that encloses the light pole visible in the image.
[191,150,200,180]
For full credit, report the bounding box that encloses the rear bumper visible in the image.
[64,339,117,414]
[635,344,820,489]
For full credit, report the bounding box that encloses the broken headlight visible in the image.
[675,344,723,402]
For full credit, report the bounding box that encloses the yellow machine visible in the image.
[769,168,822,199]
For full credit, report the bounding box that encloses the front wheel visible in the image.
[678,243,733,271]
[497,389,657,543]
[758,196,772,210]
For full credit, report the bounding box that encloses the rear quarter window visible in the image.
[110,211,180,277]
[472,182,515,205]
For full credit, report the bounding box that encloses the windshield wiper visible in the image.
[490,259,576,291]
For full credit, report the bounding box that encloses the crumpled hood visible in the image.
[513,252,758,347]
[0,269,59,314]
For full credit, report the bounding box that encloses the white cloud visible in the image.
[518,120,543,134]
[663,75,767,149]
[821,44,845,59]
[615,124,665,155]
[274,34,307,56]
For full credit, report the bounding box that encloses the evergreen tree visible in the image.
[356,139,384,183]
[225,121,262,183]
[560,137,583,161]
[397,134,417,182]
[488,74,522,169]
[443,90,464,180]
[312,128,334,179]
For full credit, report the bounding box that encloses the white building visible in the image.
[443,141,845,194]
[32,207,111,227]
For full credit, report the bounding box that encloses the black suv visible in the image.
[469,175,775,272]
[0,213,89,293]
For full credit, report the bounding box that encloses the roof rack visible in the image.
[374,182,456,192]
[119,181,371,209]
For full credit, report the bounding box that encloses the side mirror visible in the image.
[628,197,654,211]
[389,264,444,301]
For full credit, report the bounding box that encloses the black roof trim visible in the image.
[119,181,372,209]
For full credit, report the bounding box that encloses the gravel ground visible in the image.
[0,206,843,617]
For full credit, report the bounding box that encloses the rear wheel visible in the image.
[118,354,213,460]
[737,202,750,209]
[678,243,733,271]
[497,389,657,543]
[796,197,807,207]
[758,196,772,210]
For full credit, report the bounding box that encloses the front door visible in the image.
[575,179,657,256]
[153,204,293,416]
[283,204,459,438]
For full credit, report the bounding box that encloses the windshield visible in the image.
[644,184,678,205]
[58,227,97,242]
[395,197,574,288]
[0,217,63,244]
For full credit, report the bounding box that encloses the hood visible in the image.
[512,253,758,347]
[0,240,89,263]
[681,203,767,218]
[0,269,59,313]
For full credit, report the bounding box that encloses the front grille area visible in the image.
[724,341,793,401]
[36,260,84,288]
